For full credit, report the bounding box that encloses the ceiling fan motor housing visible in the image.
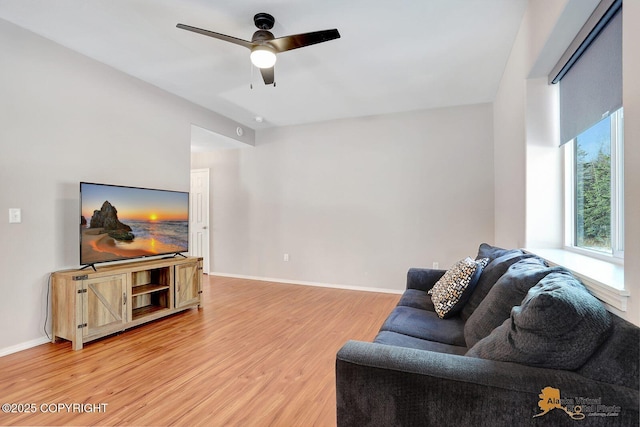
[251,30,275,44]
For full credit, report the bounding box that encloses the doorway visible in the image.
[190,124,252,274]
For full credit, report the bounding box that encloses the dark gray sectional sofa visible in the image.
[336,244,639,426]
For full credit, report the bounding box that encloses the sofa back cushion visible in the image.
[466,271,612,370]
[576,314,639,390]
[475,243,519,262]
[464,257,560,348]
[461,251,534,320]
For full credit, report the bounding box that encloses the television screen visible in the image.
[80,182,189,266]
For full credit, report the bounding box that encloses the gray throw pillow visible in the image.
[464,257,559,348]
[466,271,612,370]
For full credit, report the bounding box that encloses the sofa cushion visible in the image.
[429,257,489,319]
[475,243,520,262]
[379,306,466,347]
[577,314,639,390]
[397,289,435,312]
[461,251,535,320]
[466,271,612,370]
[464,258,560,348]
[406,268,447,292]
[373,331,468,355]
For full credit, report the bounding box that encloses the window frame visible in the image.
[564,108,624,263]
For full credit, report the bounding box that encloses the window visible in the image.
[551,0,623,261]
[565,108,623,258]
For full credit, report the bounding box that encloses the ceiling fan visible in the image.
[177,13,340,86]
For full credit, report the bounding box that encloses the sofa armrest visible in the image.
[406,267,446,291]
[336,340,639,427]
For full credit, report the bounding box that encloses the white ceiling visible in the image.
[0,0,527,130]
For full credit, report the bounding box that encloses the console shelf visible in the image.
[132,304,168,318]
[132,284,171,296]
[52,256,203,350]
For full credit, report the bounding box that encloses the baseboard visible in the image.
[0,336,51,358]
[209,272,404,295]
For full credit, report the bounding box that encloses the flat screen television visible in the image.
[80,182,189,267]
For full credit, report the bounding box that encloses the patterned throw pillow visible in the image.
[429,257,489,319]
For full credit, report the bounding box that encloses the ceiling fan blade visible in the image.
[176,23,254,49]
[260,67,275,85]
[268,29,340,53]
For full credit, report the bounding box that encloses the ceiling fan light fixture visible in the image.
[250,46,277,69]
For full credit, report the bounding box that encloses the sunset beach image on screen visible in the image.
[80,183,189,265]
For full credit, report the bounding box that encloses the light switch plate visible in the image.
[9,208,21,223]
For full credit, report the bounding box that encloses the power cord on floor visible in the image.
[44,274,51,341]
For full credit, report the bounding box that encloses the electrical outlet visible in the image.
[432,261,439,269]
[9,208,21,224]
[283,253,289,262]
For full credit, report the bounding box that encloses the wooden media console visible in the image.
[51,256,202,350]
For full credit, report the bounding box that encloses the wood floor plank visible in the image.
[0,275,400,426]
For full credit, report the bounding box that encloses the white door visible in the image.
[190,168,210,273]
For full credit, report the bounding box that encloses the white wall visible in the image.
[0,18,252,354]
[522,0,581,250]
[192,104,496,291]
[493,0,640,326]
[492,16,528,249]
[492,0,571,250]
[622,0,640,326]
[524,77,562,248]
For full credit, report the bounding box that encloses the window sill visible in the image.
[524,247,628,312]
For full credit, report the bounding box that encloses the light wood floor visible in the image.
[0,275,400,426]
